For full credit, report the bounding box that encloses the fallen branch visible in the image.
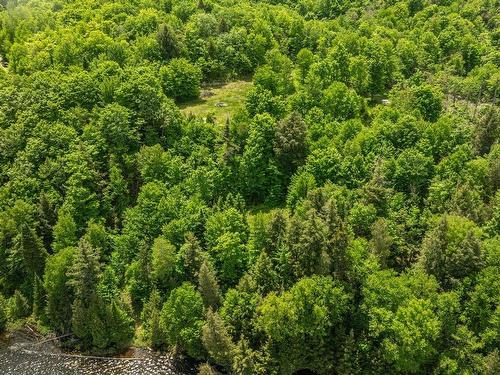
[34,333,73,346]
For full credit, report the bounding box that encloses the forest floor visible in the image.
[179,80,252,124]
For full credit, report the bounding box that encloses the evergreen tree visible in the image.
[198,259,222,310]
[421,216,483,289]
[18,223,47,279]
[68,240,101,303]
[202,308,235,369]
[157,23,180,61]
[245,252,279,295]
[44,246,77,333]
[232,338,268,375]
[37,193,57,251]
[273,112,307,178]
[8,290,30,321]
[67,240,101,348]
[287,210,330,279]
[32,274,45,320]
[179,233,205,283]
[0,295,7,332]
[198,363,220,375]
[141,288,163,349]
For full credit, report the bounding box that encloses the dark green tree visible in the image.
[198,259,222,310]
[421,216,483,289]
[157,23,181,61]
[202,308,235,370]
[273,112,307,179]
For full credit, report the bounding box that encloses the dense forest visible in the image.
[0,0,499,373]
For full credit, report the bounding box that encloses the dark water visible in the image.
[0,331,196,375]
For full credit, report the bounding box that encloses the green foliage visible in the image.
[240,114,282,203]
[412,84,443,122]
[257,276,350,372]
[421,215,483,289]
[198,259,222,309]
[151,237,178,291]
[0,0,498,370]
[157,23,181,61]
[0,295,7,332]
[381,298,441,372]
[7,290,30,321]
[321,82,363,121]
[273,112,308,179]
[141,288,163,349]
[202,308,235,369]
[32,274,45,321]
[52,211,78,253]
[160,282,205,359]
[44,247,77,333]
[160,58,202,102]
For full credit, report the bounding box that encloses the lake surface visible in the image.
[0,331,197,375]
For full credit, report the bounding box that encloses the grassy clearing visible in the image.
[179,80,253,124]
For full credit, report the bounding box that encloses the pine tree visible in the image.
[37,193,57,251]
[266,209,288,256]
[105,299,134,350]
[68,239,101,302]
[198,259,222,309]
[141,289,163,349]
[103,160,129,228]
[421,217,449,287]
[231,337,268,375]
[68,239,101,348]
[18,223,47,279]
[247,252,279,296]
[273,112,307,178]
[202,308,235,370]
[32,274,45,320]
[157,23,180,61]
[322,199,351,280]
[8,290,30,320]
[288,210,330,279]
[198,363,220,375]
[370,218,393,268]
[179,233,204,283]
[0,295,7,332]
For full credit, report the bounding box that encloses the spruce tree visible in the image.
[179,233,204,283]
[32,274,45,321]
[67,239,101,348]
[141,288,163,349]
[8,290,30,320]
[202,308,235,370]
[246,252,279,295]
[18,223,47,279]
[198,259,222,309]
[37,193,57,251]
[0,295,7,332]
[273,112,307,178]
[68,239,101,302]
[157,23,180,61]
[198,363,220,375]
[232,337,267,375]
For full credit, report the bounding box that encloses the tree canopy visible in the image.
[0,0,498,372]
